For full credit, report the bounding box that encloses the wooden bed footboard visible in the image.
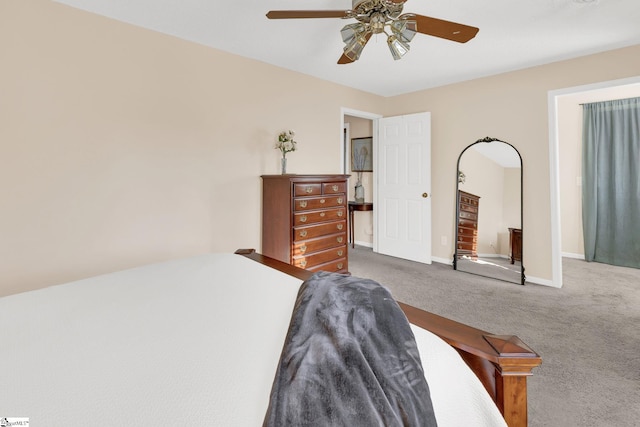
[235,249,541,427]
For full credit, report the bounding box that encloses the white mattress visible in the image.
[0,253,506,426]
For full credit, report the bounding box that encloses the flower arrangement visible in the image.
[275,130,297,158]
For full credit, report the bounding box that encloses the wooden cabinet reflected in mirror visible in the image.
[453,137,525,285]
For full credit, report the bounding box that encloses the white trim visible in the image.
[526,275,557,288]
[341,122,350,175]
[562,252,585,260]
[547,75,640,289]
[353,240,374,248]
[431,256,453,265]
[340,107,383,253]
[477,253,508,259]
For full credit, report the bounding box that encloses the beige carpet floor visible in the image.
[348,246,640,427]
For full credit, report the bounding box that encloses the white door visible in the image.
[375,112,431,263]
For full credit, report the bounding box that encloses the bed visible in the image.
[0,250,540,426]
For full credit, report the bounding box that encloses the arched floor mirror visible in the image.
[453,137,525,285]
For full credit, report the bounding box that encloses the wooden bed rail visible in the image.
[235,249,541,427]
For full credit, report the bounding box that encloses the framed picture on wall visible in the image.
[351,137,373,172]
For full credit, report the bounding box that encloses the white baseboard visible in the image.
[562,252,585,260]
[353,240,373,248]
[478,253,509,259]
[431,256,452,265]
[525,275,558,288]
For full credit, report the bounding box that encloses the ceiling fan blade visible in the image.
[337,53,355,65]
[399,14,479,43]
[266,10,352,19]
[337,32,373,64]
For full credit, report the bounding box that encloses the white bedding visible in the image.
[0,253,506,426]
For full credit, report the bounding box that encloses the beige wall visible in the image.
[381,46,640,282]
[557,84,640,257]
[0,0,383,296]
[344,115,373,246]
[502,168,522,254]
[2,0,640,295]
[461,165,523,258]
[459,149,514,256]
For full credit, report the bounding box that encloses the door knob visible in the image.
[422,193,429,198]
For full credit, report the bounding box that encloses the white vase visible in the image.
[355,181,364,202]
[281,157,287,174]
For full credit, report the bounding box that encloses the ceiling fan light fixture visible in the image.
[390,19,417,43]
[341,23,366,45]
[341,23,369,61]
[387,34,410,60]
[344,36,368,61]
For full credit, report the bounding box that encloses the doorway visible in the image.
[548,76,640,287]
[342,109,379,248]
[341,108,432,264]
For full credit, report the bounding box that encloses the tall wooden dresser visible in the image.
[261,174,350,273]
[457,190,480,259]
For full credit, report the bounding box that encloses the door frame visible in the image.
[340,107,383,249]
[547,75,640,288]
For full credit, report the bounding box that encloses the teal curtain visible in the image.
[582,97,640,268]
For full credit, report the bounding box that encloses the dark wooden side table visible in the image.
[348,201,374,248]
[508,227,522,264]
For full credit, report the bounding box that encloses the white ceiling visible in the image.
[53,0,640,97]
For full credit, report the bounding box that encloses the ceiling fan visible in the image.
[266,0,479,64]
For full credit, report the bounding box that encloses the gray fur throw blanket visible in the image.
[263,271,438,427]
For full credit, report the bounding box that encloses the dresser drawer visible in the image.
[457,234,477,244]
[458,219,477,229]
[458,227,477,237]
[292,233,347,256]
[307,257,348,274]
[457,242,476,251]
[460,195,479,206]
[294,183,322,197]
[322,182,346,194]
[294,195,346,211]
[460,203,478,214]
[293,246,347,270]
[294,207,346,226]
[294,220,346,241]
[459,211,477,221]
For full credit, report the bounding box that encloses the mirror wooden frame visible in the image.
[453,137,525,285]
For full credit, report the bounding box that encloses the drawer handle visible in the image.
[305,186,313,194]
[332,185,339,192]
[337,224,344,230]
[300,215,307,223]
[299,201,307,208]
[300,260,307,268]
[337,198,343,204]
[337,250,344,256]
[337,211,343,217]
[300,230,308,238]
[300,245,307,253]
[458,244,462,249]
[337,263,343,270]
[320,212,326,217]
[337,237,343,243]
[320,199,326,204]
[459,228,463,233]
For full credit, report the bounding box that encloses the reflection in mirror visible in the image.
[454,137,524,285]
